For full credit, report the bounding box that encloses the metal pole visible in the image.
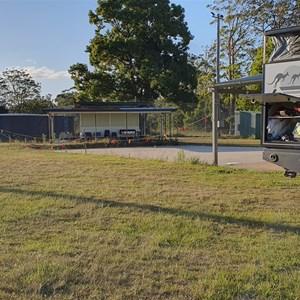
[212,90,218,165]
[47,114,51,141]
[216,13,222,124]
[51,114,54,142]
[160,114,163,139]
[263,32,267,64]
[94,114,97,140]
[216,15,221,84]
[211,12,223,166]
[169,113,172,141]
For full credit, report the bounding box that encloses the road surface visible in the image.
[66,145,284,172]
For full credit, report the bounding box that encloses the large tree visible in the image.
[190,49,216,128]
[245,0,300,35]
[55,88,77,107]
[69,0,197,108]
[208,0,256,133]
[0,68,42,113]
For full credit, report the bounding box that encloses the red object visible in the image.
[61,144,65,149]
[182,127,185,132]
[204,115,209,123]
[145,137,149,143]
[113,139,117,145]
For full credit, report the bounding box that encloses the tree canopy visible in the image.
[0,69,42,113]
[0,69,55,114]
[69,0,197,109]
[54,89,77,108]
[66,0,300,133]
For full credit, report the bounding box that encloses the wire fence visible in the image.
[0,115,213,145]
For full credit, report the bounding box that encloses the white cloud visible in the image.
[25,66,70,80]
[25,59,38,65]
[3,65,73,97]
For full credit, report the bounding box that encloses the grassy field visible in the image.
[0,143,299,299]
[176,132,261,147]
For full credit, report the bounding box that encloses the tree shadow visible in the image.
[1,187,299,235]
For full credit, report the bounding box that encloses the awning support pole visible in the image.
[212,89,219,165]
[50,114,54,142]
[169,113,172,141]
[143,113,146,136]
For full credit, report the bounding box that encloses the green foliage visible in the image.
[208,0,256,81]
[148,97,185,132]
[55,89,77,107]
[70,0,197,109]
[10,94,55,114]
[183,50,215,130]
[206,0,259,131]
[250,38,274,76]
[0,68,42,113]
[236,38,274,112]
[202,0,300,117]
[245,0,300,32]
[69,63,113,103]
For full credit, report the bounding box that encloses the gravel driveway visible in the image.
[66,145,283,172]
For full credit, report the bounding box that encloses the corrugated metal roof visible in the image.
[74,102,149,109]
[44,107,176,114]
[0,114,47,117]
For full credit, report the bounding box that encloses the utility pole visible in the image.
[211,12,223,165]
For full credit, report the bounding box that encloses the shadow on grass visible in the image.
[1,187,299,235]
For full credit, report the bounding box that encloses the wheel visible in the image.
[284,170,297,178]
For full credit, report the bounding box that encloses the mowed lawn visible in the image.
[0,143,299,300]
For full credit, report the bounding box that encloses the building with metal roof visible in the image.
[44,102,177,140]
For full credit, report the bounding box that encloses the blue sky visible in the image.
[0,0,214,97]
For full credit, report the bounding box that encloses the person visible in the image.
[267,106,296,141]
[292,102,300,138]
[267,118,294,140]
[294,102,300,115]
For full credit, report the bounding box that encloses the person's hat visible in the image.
[277,106,291,117]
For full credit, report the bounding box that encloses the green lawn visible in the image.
[0,143,299,299]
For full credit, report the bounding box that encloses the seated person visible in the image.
[267,107,296,141]
[267,118,294,141]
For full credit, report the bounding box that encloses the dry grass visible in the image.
[0,143,299,299]
[177,133,261,147]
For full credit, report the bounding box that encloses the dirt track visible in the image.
[66,145,284,172]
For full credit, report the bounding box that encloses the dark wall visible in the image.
[0,114,74,141]
[0,114,48,140]
[55,116,74,135]
[237,111,261,139]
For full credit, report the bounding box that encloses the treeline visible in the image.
[69,0,300,131]
[1,0,299,131]
[0,69,76,114]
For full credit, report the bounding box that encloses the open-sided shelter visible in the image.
[44,102,177,140]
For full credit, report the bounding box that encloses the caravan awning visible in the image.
[212,74,263,94]
[241,93,300,103]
